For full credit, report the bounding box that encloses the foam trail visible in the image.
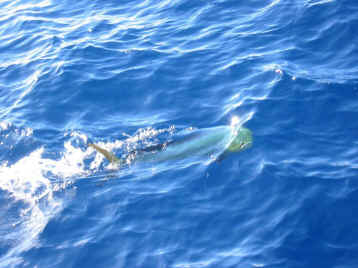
[0,125,190,266]
[0,124,179,266]
[0,130,95,267]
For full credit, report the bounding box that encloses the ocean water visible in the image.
[1,0,358,267]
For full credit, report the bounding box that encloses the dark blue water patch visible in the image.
[271,178,358,268]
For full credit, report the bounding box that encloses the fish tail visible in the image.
[88,143,120,164]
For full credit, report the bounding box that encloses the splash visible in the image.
[0,123,181,265]
[0,123,200,265]
[0,126,94,266]
[230,116,240,127]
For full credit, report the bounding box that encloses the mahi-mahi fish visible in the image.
[89,123,252,167]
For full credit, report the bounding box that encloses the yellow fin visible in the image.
[89,143,120,163]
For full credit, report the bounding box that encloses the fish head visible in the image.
[227,127,253,153]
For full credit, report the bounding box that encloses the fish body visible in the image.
[89,125,252,167]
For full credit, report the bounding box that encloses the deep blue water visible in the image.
[1,0,358,267]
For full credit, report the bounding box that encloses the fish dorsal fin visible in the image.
[88,143,120,163]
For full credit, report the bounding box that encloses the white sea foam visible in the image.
[0,123,181,265]
[0,130,96,266]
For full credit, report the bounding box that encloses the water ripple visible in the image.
[1,0,358,266]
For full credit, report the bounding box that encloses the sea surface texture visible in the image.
[0,0,358,267]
